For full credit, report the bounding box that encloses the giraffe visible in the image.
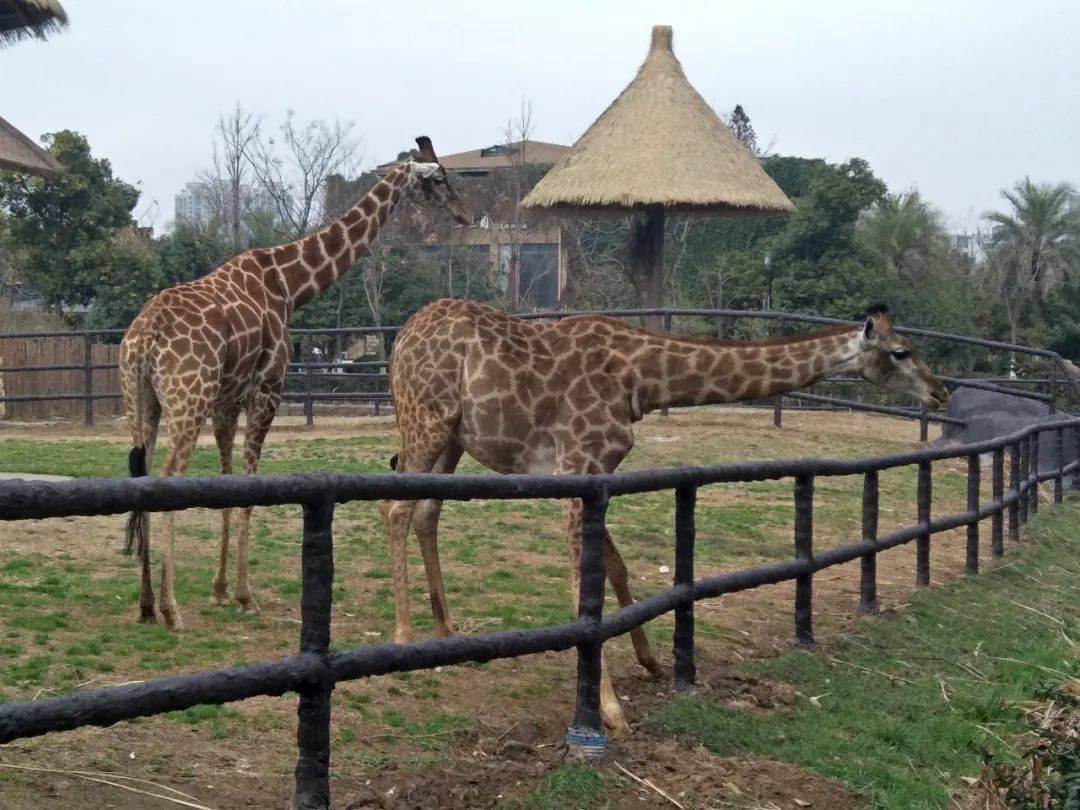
[118,136,472,631]
[381,299,948,736]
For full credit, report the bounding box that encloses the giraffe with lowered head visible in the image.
[381,300,949,736]
[119,137,472,630]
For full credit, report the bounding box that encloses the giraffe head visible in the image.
[852,306,949,409]
[405,136,474,226]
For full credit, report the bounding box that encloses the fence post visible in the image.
[1008,442,1021,542]
[1029,432,1040,517]
[660,311,672,418]
[966,453,980,575]
[82,334,94,427]
[773,396,783,428]
[1048,362,1057,414]
[673,485,696,692]
[1073,425,1080,493]
[566,488,609,756]
[919,405,928,443]
[991,448,1004,560]
[293,497,335,810]
[857,469,879,615]
[1018,436,1029,525]
[303,356,314,428]
[916,460,932,586]
[1053,426,1064,504]
[793,474,815,646]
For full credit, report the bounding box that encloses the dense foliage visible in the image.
[1,121,1076,372]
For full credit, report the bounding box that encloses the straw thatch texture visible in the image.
[0,115,64,178]
[523,26,793,215]
[0,0,68,47]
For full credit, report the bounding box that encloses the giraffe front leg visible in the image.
[564,499,632,739]
[605,533,663,677]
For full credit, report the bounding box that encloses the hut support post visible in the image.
[634,205,666,333]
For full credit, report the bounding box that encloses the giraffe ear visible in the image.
[862,316,876,343]
[415,136,438,163]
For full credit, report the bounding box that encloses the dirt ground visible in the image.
[0,409,1015,808]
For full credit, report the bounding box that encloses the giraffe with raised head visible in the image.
[381,300,948,735]
[119,137,472,631]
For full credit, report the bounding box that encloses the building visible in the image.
[174,181,276,230]
[950,231,987,262]
[366,139,573,309]
[173,181,217,227]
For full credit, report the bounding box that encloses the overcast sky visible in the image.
[5,0,1078,234]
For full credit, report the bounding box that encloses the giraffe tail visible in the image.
[124,446,149,558]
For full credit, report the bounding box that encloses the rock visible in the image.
[937,386,1077,488]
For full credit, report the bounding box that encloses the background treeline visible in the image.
[1,106,1077,373]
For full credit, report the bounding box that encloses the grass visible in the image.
[520,765,605,809]
[0,410,1048,805]
[654,498,1080,809]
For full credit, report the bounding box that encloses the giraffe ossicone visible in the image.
[118,136,472,630]
[382,299,948,737]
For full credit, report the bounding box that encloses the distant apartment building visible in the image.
[174,181,276,231]
[951,231,987,262]
[361,139,573,309]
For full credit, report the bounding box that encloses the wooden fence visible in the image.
[0,336,121,421]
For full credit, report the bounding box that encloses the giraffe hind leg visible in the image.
[232,386,284,615]
[380,414,459,644]
[411,440,464,639]
[211,406,240,607]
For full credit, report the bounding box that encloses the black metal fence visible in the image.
[2,308,1075,430]
[0,417,1077,808]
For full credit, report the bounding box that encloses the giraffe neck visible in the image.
[278,165,412,309]
[634,326,864,414]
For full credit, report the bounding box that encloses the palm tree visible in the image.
[985,178,1080,313]
[858,191,949,283]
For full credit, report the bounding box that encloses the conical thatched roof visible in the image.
[523,26,793,215]
[0,0,68,48]
[0,115,64,178]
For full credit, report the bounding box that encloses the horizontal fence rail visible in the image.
[0,417,1077,808]
[2,308,1075,427]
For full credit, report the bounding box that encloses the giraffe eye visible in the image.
[891,349,911,360]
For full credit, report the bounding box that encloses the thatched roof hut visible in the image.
[0,114,63,178]
[1,1,67,177]
[523,26,793,319]
[0,0,68,48]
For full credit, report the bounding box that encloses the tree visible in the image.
[85,223,235,333]
[726,104,758,155]
[201,103,262,252]
[0,131,139,313]
[858,191,949,284]
[984,178,1079,314]
[246,112,360,239]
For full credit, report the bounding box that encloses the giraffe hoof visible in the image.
[603,717,633,740]
[211,591,231,607]
[162,612,184,632]
[643,660,665,679]
[434,624,454,640]
[393,629,414,645]
[237,598,260,615]
[138,609,158,625]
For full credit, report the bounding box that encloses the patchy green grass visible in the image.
[1,412,1021,805]
[654,498,1080,809]
[520,765,605,809]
